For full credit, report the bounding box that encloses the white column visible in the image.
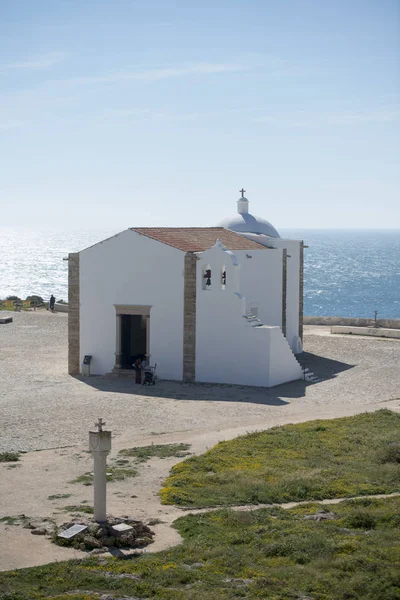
[237,196,249,214]
[89,419,111,523]
[93,451,108,522]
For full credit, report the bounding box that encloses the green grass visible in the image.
[0,516,26,526]
[48,494,72,501]
[119,443,191,462]
[0,452,20,462]
[160,410,400,507]
[68,466,137,486]
[62,505,94,515]
[0,496,399,600]
[68,472,93,486]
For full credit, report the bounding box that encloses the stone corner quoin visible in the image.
[68,252,80,375]
[183,252,197,383]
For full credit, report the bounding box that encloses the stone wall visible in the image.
[304,316,400,329]
[68,253,80,374]
[54,303,68,313]
[183,252,197,382]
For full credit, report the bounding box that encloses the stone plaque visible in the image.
[58,524,88,539]
[111,523,133,534]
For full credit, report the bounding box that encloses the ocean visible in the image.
[0,228,399,319]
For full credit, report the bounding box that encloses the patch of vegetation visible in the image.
[147,518,165,526]
[0,515,26,526]
[109,467,137,481]
[119,443,191,462]
[69,466,137,486]
[6,295,21,303]
[0,452,20,463]
[0,496,399,599]
[160,410,400,507]
[62,505,94,515]
[48,494,72,501]
[378,441,400,464]
[68,473,93,486]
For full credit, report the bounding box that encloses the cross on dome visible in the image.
[216,190,281,238]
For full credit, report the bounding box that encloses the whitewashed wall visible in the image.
[231,233,302,353]
[195,244,302,387]
[269,239,301,351]
[79,230,185,379]
[265,326,303,386]
[235,248,283,327]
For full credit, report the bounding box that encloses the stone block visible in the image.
[58,524,88,539]
[111,522,133,536]
[83,534,102,549]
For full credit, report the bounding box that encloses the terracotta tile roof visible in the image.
[131,227,267,252]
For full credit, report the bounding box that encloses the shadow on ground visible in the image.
[298,351,355,380]
[75,352,354,405]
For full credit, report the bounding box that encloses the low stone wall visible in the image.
[304,316,400,330]
[331,326,400,339]
[54,303,68,313]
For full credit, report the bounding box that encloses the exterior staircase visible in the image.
[242,311,323,384]
[302,366,322,383]
[242,312,264,327]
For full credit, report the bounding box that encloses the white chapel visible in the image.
[68,191,304,387]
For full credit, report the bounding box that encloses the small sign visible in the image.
[111,523,133,534]
[58,524,88,539]
[83,355,92,365]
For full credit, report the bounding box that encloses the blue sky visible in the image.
[1,0,399,230]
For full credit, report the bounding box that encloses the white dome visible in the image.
[217,194,281,239]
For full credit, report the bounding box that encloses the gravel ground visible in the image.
[1,310,399,453]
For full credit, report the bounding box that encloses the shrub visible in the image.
[378,442,400,464]
[344,510,377,530]
[0,452,20,462]
[25,295,44,306]
[6,295,21,303]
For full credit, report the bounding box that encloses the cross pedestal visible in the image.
[89,418,111,523]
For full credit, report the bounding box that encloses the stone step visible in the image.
[242,314,264,327]
[302,366,322,383]
[105,370,137,379]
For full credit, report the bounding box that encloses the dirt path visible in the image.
[170,492,400,517]
[1,397,399,571]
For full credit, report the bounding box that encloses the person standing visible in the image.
[133,358,142,384]
[49,295,56,312]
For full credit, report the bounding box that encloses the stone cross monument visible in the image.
[89,418,111,523]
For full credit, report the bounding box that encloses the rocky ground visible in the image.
[0,310,399,570]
